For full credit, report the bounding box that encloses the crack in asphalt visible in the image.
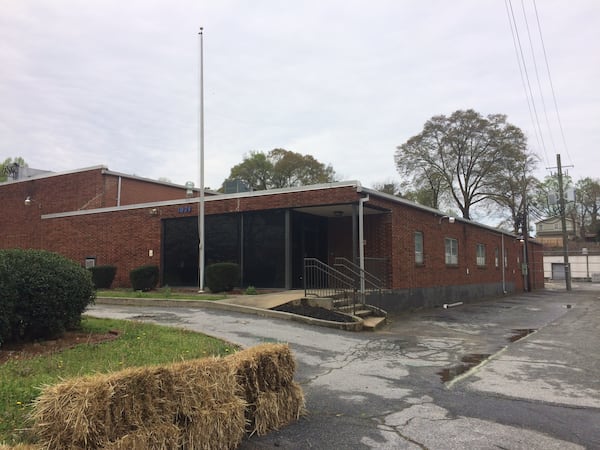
[303,341,369,385]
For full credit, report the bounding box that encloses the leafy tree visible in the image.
[371,179,402,196]
[223,149,336,191]
[487,152,539,234]
[399,170,446,209]
[226,151,272,191]
[0,157,27,182]
[531,174,575,219]
[575,177,600,239]
[395,110,529,220]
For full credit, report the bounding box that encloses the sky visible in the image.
[1,0,599,195]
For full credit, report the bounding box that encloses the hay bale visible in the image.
[31,365,180,448]
[226,343,305,435]
[251,382,305,436]
[101,424,181,449]
[228,343,296,398]
[0,445,41,450]
[29,343,304,449]
[179,406,247,450]
[31,374,116,449]
[170,358,247,450]
[31,358,246,450]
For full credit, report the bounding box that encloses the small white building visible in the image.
[543,248,600,281]
[535,216,578,247]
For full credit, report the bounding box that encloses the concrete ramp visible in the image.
[218,290,305,309]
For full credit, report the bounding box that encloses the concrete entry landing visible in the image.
[218,290,305,309]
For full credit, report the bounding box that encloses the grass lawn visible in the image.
[0,317,236,446]
[96,288,227,301]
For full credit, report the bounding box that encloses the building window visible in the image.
[85,257,96,269]
[415,231,424,264]
[445,238,458,265]
[494,248,499,268]
[476,244,486,267]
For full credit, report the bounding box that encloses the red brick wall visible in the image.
[115,176,191,205]
[364,195,538,292]
[2,172,543,291]
[42,209,162,287]
[204,187,360,215]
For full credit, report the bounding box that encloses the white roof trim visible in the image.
[41,181,363,220]
[362,186,519,238]
[0,165,107,185]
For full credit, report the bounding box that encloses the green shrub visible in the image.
[0,249,95,344]
[205,263,240,293]
[245,285,258,295]
[130,265,159,291]
[0,253,18,347]
[88,265,117,289]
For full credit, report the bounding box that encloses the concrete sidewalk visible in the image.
[217,290,305,309]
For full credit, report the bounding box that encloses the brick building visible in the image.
[1,166,543,312]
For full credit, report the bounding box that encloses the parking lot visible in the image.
[88,283,600,449]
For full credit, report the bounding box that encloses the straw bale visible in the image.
[100,424,181,450]
[169,357,240,417]
[0,445,41,450]
[31,374,116,449]
[29,344,303,449]
[250,382,305,436]
[32,358,245,450]
[178,403,247,450]
[228,343,296,396]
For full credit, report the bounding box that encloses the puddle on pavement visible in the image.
[437,353,491,382]
[508,328,537,342]
[130,313,183,323]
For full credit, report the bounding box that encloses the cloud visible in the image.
[0,0,598,191]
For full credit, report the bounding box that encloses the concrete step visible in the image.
[352,309,373,318]
[362,316,387,331]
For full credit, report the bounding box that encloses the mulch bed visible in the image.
[0,331,120,365]
[273,303,356,323]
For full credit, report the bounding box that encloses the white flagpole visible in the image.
[198,27,205,292]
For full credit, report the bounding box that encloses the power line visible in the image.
[505,0,550,167]
[532,0,573,165]
[520,0,558,155]
[504,0,544,162]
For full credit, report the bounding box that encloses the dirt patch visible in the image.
[273,303,356,323]
[0,330,120,365]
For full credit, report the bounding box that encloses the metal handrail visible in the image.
[333,257,383,291]
[304,257,355,299]
[333,257,385,309]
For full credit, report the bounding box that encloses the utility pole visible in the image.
[522,193,530,292]
[198,27,205,292]
[556,154,572,291]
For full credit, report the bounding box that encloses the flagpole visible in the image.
[198,27,205,292]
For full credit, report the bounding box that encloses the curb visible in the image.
[94,297,364,332]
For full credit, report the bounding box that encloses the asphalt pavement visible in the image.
[87,282,600,449]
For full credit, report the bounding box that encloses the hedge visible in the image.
[89,265,117,289]
[0,249,96,345]
[205,263,240,293]
[129,265,159,291]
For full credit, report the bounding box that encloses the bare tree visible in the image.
[395,110,529,220]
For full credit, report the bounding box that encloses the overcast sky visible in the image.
[1,0,598,195]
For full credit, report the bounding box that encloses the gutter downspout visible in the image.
[502,233,506,294]
[117,176,122,207]
[358,194,369,304]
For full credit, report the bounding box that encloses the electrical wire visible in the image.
[505,0,544,163]
[504,0,550,168]
[532,0,573,165]
[520,0,558,155]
